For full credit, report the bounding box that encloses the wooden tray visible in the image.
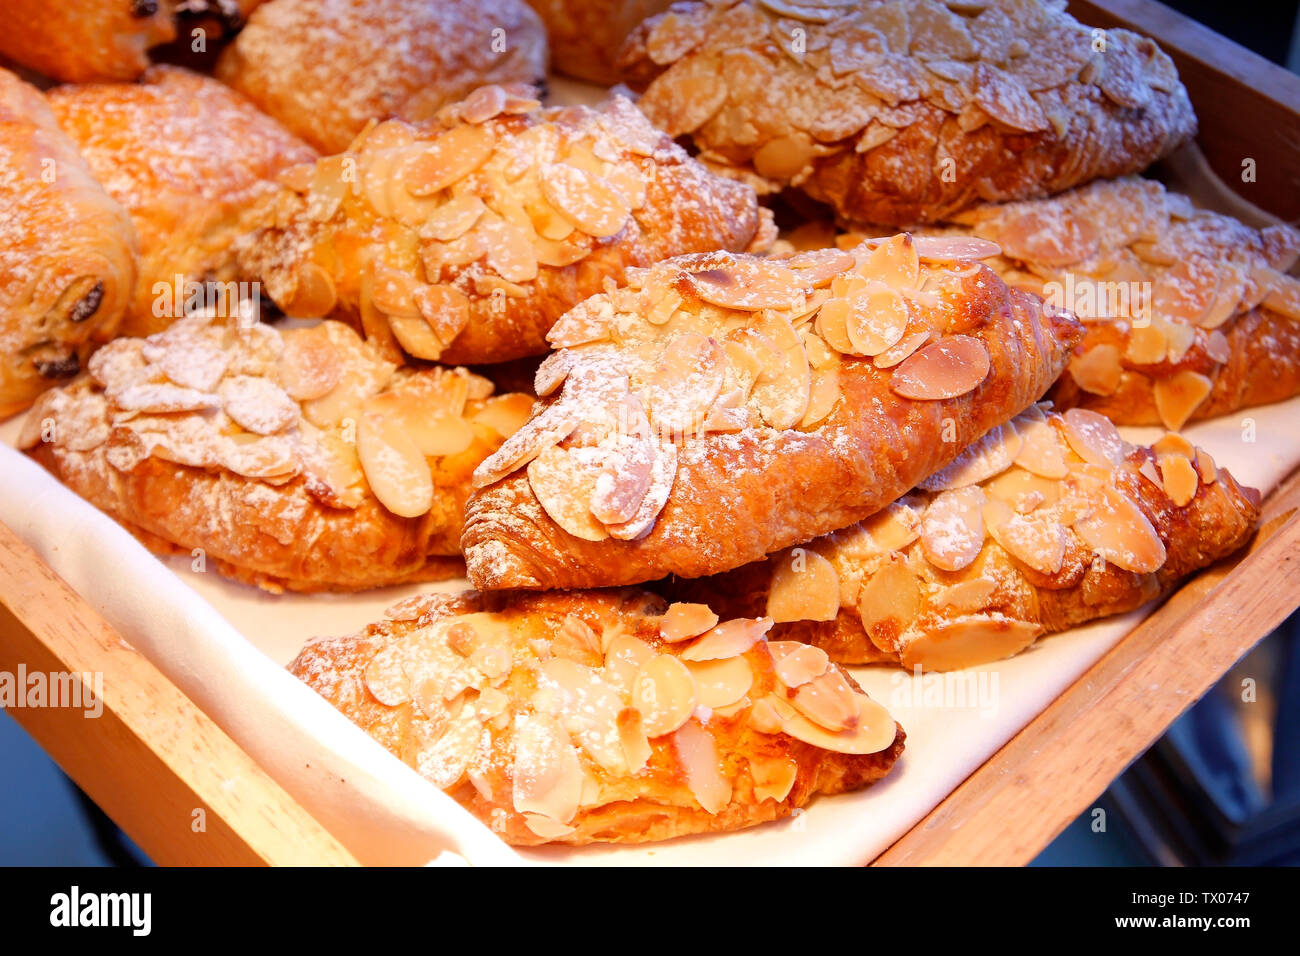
[2,0,1298,866]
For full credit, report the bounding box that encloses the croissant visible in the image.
[931,177,1300,430]
[0,0,175,82]
[22,311,534,593]
[619,0,1196,225]
[288,587,904,845]
[673,404,1261,670]
[47,65,317,337]
[461,235,1083,591]
[525,0,673,85]
[0,68,137,420]
[240,88,773,365]
[215,0,549,154]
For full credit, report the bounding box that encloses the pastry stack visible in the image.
[2,0,1294,849]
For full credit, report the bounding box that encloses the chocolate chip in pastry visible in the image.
[461,235,1083,591]
[46,65,317,338]
[242,87,774,364]
[671,403,1261,670]
[619,0,1196,225]
[21,311,535,592]
[215,0,549,154]
[0,67,137,419]
[288,587,904,845]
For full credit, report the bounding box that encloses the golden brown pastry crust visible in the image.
[462,237,1083,591]
[0,68,137,419]
[22,312,533,593]
[619,0,1196,225]
[288,588,905,846]
[215,0,549,154]
[240,89,773,365]
[47,66,317,337]
[525,0,673,85]
[673,405,1261,669]
[931,177,1300,429]
[0,0,176,82]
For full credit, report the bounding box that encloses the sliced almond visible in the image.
[277,325,343,401]
[685,657,754,709]
[912,236,1002,262]
[766,549,841,622]
[405,125,494,196]
[602,632,657,694]
[388,314,445,361]
[1153,371,1213,431]
[673,720,731,815]
[604,438,677,541]
[985,466,1061,512]
[616,708,652,774]
[632,655,697,737]
[680,618,774,662]
[789,668,860,733]
[919,422,1021,491]
[688,258,801,312]
[644,332,725,433]
[1264,273,1300,321]
[983,497,1066,575]
[1014,415,1069,479]
[1061,408,1126,468]
[900,617,1042,671]
[512,713,582,826]
[541,163,630,239]
[1158,453,1199,507]
[661,603,719,643]
[1153,257,1219,325]
[938,577,998,613]
[891,335,990,401]
[749,754,799,803]
[856,234,920,290]
[767,641,830,689]
[873,330,930,369]
[994,207,1098,267]
[784,248,856,286]
[478,215,539,284]
[526,444,609,541]
[766,693,896,755]
[1195,448,1218,484]
[814,297,855,354]
[751,312,812,429]
[857,554,921,641]
[846,282,909,356]
[470,392,533,439]
[220,376,299,436]
[1068,344,1122,396]
[862,499,922,551]
[921,486,986,572]
[1124,324,1168,365]
[1073,483,1167,573]
[357,413,434,518]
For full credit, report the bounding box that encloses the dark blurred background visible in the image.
[2,0,1299,867]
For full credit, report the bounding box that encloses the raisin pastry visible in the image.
[47,66,317,338]
[461,235,1083,591]
[0,68,137,419]
[215,0,548,154]
[931,177,1300,429]
[21,312,534,593]
[525,0,673,85]
[241,88,774,365]
[619,0,1196,225]
[674,404,1261,670]
[288,588,904,845]
[0,0,176,82]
